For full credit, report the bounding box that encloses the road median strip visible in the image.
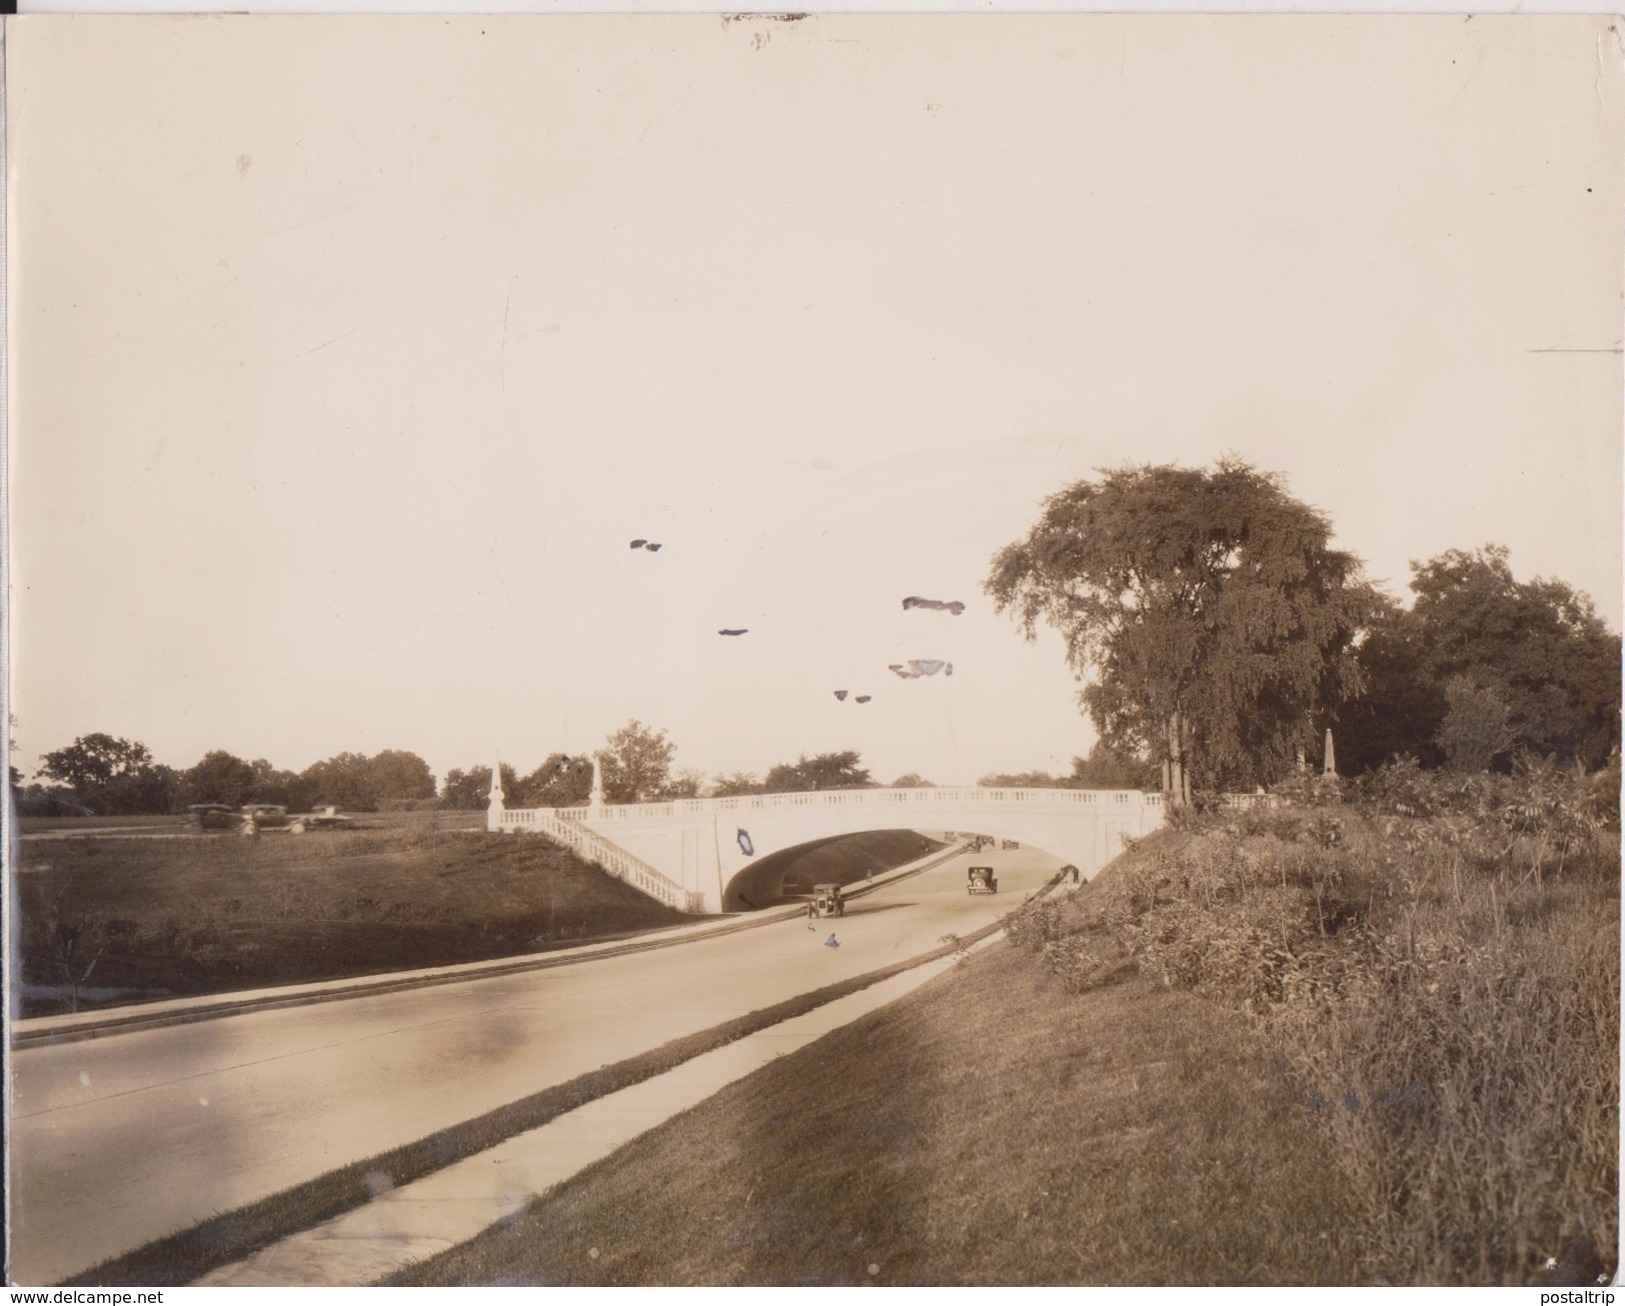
[67,865,1061,1289]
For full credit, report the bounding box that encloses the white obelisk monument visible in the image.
[486,752,506,832]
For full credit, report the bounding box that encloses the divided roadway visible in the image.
[9,845,1057,1285]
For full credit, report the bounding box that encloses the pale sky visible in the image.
[8,14,1622,789]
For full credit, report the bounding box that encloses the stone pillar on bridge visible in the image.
[486,753,505,833]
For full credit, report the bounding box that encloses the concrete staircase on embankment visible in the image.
[510,809,702,914]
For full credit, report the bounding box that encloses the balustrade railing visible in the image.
[546,786,1158,824]
[509,808,697,913]
[526,787,1301,833]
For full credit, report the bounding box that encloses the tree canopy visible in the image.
[177,750,259,808]
[368,749,437,802]
[1336,545,1621,773]
[1069,741,1159,790]
[763,750,873,793]
[977,743,1156,791]
[711,771,762,797]
[987,460,1377,796]
[597,720,676,805]
[36,734,177,815]
[440,763,520,810]
[512,753,594,808]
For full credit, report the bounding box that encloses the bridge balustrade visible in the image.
[519,808,698,912]
[540,786,1156,825]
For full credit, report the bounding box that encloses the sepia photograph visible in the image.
[4,11,1622,1290]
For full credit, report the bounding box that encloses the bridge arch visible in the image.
[498,787,1165,914]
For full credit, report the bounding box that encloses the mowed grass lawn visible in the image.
[16,825,688,1014]
[393,917,1358,1287]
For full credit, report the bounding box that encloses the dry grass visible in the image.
[1018,763,1620,1285]
[69,919,1010,1288]
[390,915,1358,1287]
[15,826,688,1014]
[15,826,947,1016]
[391,764,1617,1288]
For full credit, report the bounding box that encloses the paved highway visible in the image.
[9,846,1058,1284]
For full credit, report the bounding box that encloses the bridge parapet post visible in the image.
[486,752,506,833]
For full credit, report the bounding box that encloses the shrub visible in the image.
[1056,763,1621,1284]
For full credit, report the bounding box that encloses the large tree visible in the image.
[36,733,177,815]
[297,751,379,812]
[1337,545,1621,772]
[597,720,676,805]
[1069,741,1159,790]
[516,753,594,808]
[246,758,301,806]
[987,460,1377,799]
[368,749,437,803]
[177,750,258,808]
[762,750,872,793]
[441,763,520,810]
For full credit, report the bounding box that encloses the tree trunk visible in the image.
[1167,710,1187,807]
[1180,712,1193,806]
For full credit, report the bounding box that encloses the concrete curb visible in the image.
[60,866,1063,1288]
[196,928,1013,1288]
[12,842,969,1050]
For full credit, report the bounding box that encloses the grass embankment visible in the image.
[18,813,194,834]
[15,825,685,1015]
[72,917,1016,1288]
[16,826,948,1016]
[397,762,1619,1287]
[393,908,1355,1287]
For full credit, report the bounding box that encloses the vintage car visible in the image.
[242,803,290,828]
[289,804,353,833]
[1001,839,1020,850]
[809,883,846,918]
[967,865,998,895]
[187,803,239,831]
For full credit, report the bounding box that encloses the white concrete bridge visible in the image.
[491,784,1167,914]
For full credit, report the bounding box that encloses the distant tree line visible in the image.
[12,737,439,817]
[977,741,1160,791]
[10,719,896,818]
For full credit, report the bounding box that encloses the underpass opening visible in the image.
[722,829,949,912]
